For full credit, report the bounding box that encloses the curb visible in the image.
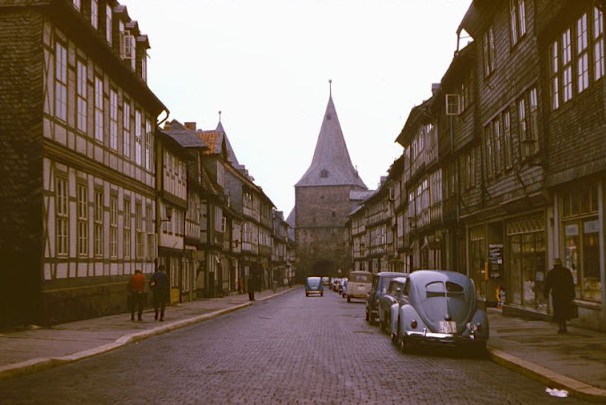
[0,302,253,381]
[487,348,606,403]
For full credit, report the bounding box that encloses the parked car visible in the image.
[366,272,406,325]
[389,270,489,353]
[345,271,372,302]
[378,276,408,333]
[305,276,324,297]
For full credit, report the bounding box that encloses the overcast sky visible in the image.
[124,0,471,215]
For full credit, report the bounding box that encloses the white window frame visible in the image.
[55,41,67,122]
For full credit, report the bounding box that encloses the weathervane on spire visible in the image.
[329,79,332,97]
[218,110,222,123]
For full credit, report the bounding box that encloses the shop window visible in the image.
[561,184,601,302]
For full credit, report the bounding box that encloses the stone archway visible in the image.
[310,259,334,277]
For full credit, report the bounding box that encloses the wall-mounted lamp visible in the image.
[162,206,172,223]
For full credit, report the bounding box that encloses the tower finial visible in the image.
[218,110,222,123]
[329,79,332,97]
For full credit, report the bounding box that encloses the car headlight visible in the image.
[466,322,481,332]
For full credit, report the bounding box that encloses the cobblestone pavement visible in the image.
[0,288,602,404]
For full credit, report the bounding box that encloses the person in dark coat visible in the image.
[150,265,170,321]
[544,258,575,334]
[127,269,146,321]
[247,274,255,301]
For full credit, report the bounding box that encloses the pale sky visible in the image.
[124,0,472,215]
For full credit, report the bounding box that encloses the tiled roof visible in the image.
[295,95,367,189]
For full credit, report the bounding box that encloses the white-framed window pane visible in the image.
[77,184,88,257]
[76,59,87,131]
[55,41,67,121]
[94,76,104,141]
[123,101,131,158]
[110,89,118,150]
[55,177,69,256]
[135,110,142,165]
[94,189,103,257]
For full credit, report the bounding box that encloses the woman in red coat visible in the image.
[127,269,146,321]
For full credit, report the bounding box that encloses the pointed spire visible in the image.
[218,110,222,123]
[329,79,332,97]
[295,85,367,189]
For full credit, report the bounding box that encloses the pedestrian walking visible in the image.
[150,265,170,321]
[127,269,146,321]
[248,275,255,301]
[544,258,575,334]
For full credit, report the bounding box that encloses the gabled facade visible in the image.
[0,0,167,326]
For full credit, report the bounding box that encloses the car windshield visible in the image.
[425,281,464,298]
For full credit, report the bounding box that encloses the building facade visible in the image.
[0,0,167,326]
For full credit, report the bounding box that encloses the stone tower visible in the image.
[294,84,367,280]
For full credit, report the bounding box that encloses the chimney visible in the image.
[431,83,441,96]
[184,122,197,131]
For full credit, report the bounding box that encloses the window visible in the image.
[135,202,144,259]
[562,184,600,302]
[91,0,98,29]
[145,118,153,170]
[73,0,80,10]
[550,42,560,110]
[550,7,605,109]
[146,204,154,260]
[76,59,87,132]
[55,177,68,256]
[94,76,104,142]
[123,100,131,158]
[483,25,496,77]
[110,194,118,258]
[594,7,605,80]
[123,198,131,259]
[578,13,590,93]
[77,184,88,256]
[94,189,103,257]
[562,29,573,102]
[135,109,142,165]
[519,88,540,159]
[510,0,526,45]
[503,110,513,169]
[105,4,112,44]
[55,41,67,121]
[109,89,118,150]
[484,125,494,178]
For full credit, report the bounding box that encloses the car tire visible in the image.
[347,296,351,303]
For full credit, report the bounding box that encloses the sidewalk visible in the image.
[0,288,605,403]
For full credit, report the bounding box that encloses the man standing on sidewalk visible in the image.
[544,258,575,334]
[127,269,146,321]
[150,265,170,321]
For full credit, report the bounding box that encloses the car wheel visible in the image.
[390,331,398,345]
[320,292,323,296]
[365,311,369,322]
[347,296,351,303]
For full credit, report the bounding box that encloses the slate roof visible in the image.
[163,120,207,149]
[295,94,367,189]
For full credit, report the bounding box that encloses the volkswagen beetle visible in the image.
[389,270,488,352]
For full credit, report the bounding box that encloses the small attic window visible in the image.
[326,113,332,120]
[320,169,329,178]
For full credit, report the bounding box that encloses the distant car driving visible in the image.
[389,270,489,353]
[305,276,324,297]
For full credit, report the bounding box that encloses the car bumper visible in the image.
[405,331,488,347]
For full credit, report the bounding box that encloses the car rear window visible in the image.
[351,273,372,283]
[425,281,464,298]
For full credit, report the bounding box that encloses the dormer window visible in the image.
[320,169,329,178]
